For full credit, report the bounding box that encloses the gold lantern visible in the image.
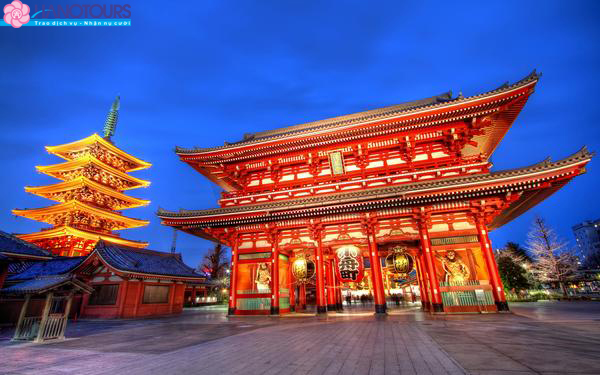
[292,253,315,283]
[385,246,414,276]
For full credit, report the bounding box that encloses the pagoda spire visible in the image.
[103,95,120,141]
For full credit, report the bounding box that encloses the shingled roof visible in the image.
[7,257,86,281]
[1,275,92,295]
[92,241,205,280]
[0,230,51,259]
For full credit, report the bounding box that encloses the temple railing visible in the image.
[236,298,271,311]
[13,317,41,340]
[439,280,481,287]
[42,314,67,340]
[441,290,494,306]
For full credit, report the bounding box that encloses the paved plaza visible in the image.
[1,302,599,374]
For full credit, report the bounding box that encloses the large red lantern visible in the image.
[335,245,364,283]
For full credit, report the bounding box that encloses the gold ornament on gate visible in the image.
[292,253,315,283]
[385,246,414,276]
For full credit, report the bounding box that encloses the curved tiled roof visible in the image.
[158,147,592,221]
[7,257,86,281]
[0,230,51,258]
[94,241,205,279]
[1,275,92,295]
[176,70,540,154]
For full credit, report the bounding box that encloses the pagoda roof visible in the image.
[46,133,151,172]
[25,176,150,209]
[75,241,207,280]
[0,230,52,260]
[36,155,151,190]
[12,201,149,230]
[176,71,539,159]
[158,147,592,233]
[16,226,148,248]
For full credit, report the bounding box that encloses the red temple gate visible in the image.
[159,72,592,314]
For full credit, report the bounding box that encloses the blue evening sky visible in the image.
[1,1,599,267]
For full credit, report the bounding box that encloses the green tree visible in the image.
[504,242,533,263]
[496,250,530,292]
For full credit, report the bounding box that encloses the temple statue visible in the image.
[438,250,470,284]
[255,263,271,291]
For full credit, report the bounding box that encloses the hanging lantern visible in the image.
[335,245,365,283]
[385,246,414,276]
[292,253,315,283]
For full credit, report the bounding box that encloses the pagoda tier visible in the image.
[159,72,594,316]
[176,71,539,200]
[13,201,148,233]
[36,155,150,191]
[18,226,148,257]
[14,97,151,257]
[45,133,152,172]
[25,177,150,210]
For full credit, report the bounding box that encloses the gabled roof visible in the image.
[0,230,52,259]
[7,257,86,281]
[46,133,151,172]
[87,241,206,280]
[0,275,93,295]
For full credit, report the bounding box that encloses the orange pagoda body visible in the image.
[159,72,593,315]
[13,99,151,257]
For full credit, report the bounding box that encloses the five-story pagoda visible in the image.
[13,97,151,257]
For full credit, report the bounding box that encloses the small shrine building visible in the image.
[158,72,592,315]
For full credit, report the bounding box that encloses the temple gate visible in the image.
[159,72,592,314]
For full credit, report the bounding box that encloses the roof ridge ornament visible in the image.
[103,95,120,142]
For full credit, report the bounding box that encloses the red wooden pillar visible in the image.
[270,230,280,315]
[117,279,129,318]
[326,258,336,311]
[288,257,295,312]
[475,217,509,311]
[228,233,240,315]
[365,219,387,314]
[333,258,343,311]
[418,221,443,312]
[315,231,327,314]
[415,255,429,311]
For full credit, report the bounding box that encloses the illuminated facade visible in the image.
[13,97,151,256]
[159,72,592,314]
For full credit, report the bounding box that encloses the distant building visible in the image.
[573,219,600,262]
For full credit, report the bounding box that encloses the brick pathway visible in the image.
[1,303,599,374]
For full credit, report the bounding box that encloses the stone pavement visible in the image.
[0,302,599,374]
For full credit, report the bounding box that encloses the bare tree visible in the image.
[526,217,578,297]
[199,243,229,280]
[198,243,230,302]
